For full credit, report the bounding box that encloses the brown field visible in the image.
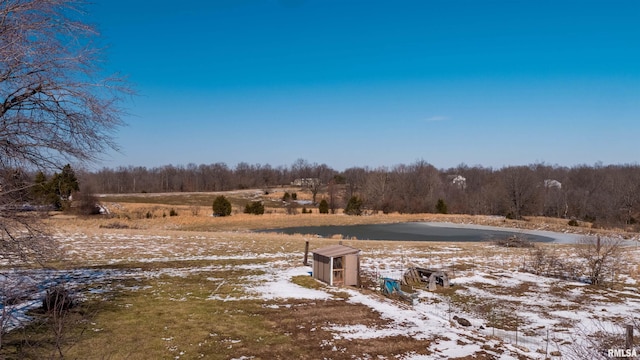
[1,190,638,359]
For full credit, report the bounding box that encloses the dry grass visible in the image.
[79,189,640,236]
[3,190,638,359]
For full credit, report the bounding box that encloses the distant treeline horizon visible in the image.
[81,159,640,230]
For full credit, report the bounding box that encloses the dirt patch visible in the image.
[258,299,432,359]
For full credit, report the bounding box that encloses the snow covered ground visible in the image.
[1,228,638,359]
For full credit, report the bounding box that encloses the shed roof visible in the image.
[313,244,360,258]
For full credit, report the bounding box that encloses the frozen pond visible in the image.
[260,222,562,242]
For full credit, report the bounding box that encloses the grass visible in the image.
[291,275,325,290]
[3,194,639,359]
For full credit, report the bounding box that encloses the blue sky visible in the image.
[88,0,639,171]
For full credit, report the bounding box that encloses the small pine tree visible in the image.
[244,201,264,215]
[212,195,232,217]
[436,199,448,214]
[53,164,79,200]
[319,199,329,214]
[344,196,363,216]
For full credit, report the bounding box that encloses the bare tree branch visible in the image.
[0,0,130,264]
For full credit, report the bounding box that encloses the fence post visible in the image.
[303,241,309,266]
[546,327,549,357]
[626,324,634,350]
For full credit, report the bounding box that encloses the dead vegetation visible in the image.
[0,193,636,359]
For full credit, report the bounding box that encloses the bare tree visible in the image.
[577,236,623,286]
[363,167,390,213]
[1,0,128,169]
[0,1,128,348]
[0,0,129,262]
[500,165,542,220]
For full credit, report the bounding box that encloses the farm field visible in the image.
[1,191,639,359]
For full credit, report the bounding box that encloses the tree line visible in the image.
[80,159,640,229]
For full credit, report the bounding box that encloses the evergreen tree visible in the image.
[212,195,232,216]
[319,199,329,214]
[31,171,54,205]
[344,196,363,216]
[52,164,79,201]
[436,199,448,214]
[244,201,264,215]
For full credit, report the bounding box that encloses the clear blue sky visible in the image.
[88,0,639,171]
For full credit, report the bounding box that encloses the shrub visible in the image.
[568,219,579,226]
[319,199,329,214]
[344,196,363,216]
[75,191,102,215]
[436,199,448,214]
[285,201,298,215]
[169,208,178,217]
[291,192,297,200]
[99,222,129,229]
[282,192,291,202]
[244,201,264,215]
[42,285,75,312]
[494,235,533,248]
[212,195,232,217]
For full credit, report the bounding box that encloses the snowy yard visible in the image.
[1,226,639,359]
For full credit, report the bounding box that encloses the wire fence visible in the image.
[421,299,567,359]
[371,274,572,359]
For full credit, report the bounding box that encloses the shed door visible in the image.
[313,254,330,284]
[344,254,359,286]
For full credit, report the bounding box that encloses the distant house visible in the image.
[446,175,467,190]
[312,244,361,287]
[291,178,321,187]
[544,179,562,190]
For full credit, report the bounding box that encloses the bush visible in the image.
[344,196,363,216]
[244,201,264,215]
[319,199,329,214]
[568,219,579,226]
[212,195,232,217]
[285,201,298,215]
[291,192,297,200]
[99,222,130,229]
[42,285,75,312]
[75,192,102,215]
[436,199,448,214]
[282,192,291,202]
[169,208,178,217]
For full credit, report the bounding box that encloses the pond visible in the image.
[259,222,556,242]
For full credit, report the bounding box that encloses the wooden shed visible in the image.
[312,244,361,286]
